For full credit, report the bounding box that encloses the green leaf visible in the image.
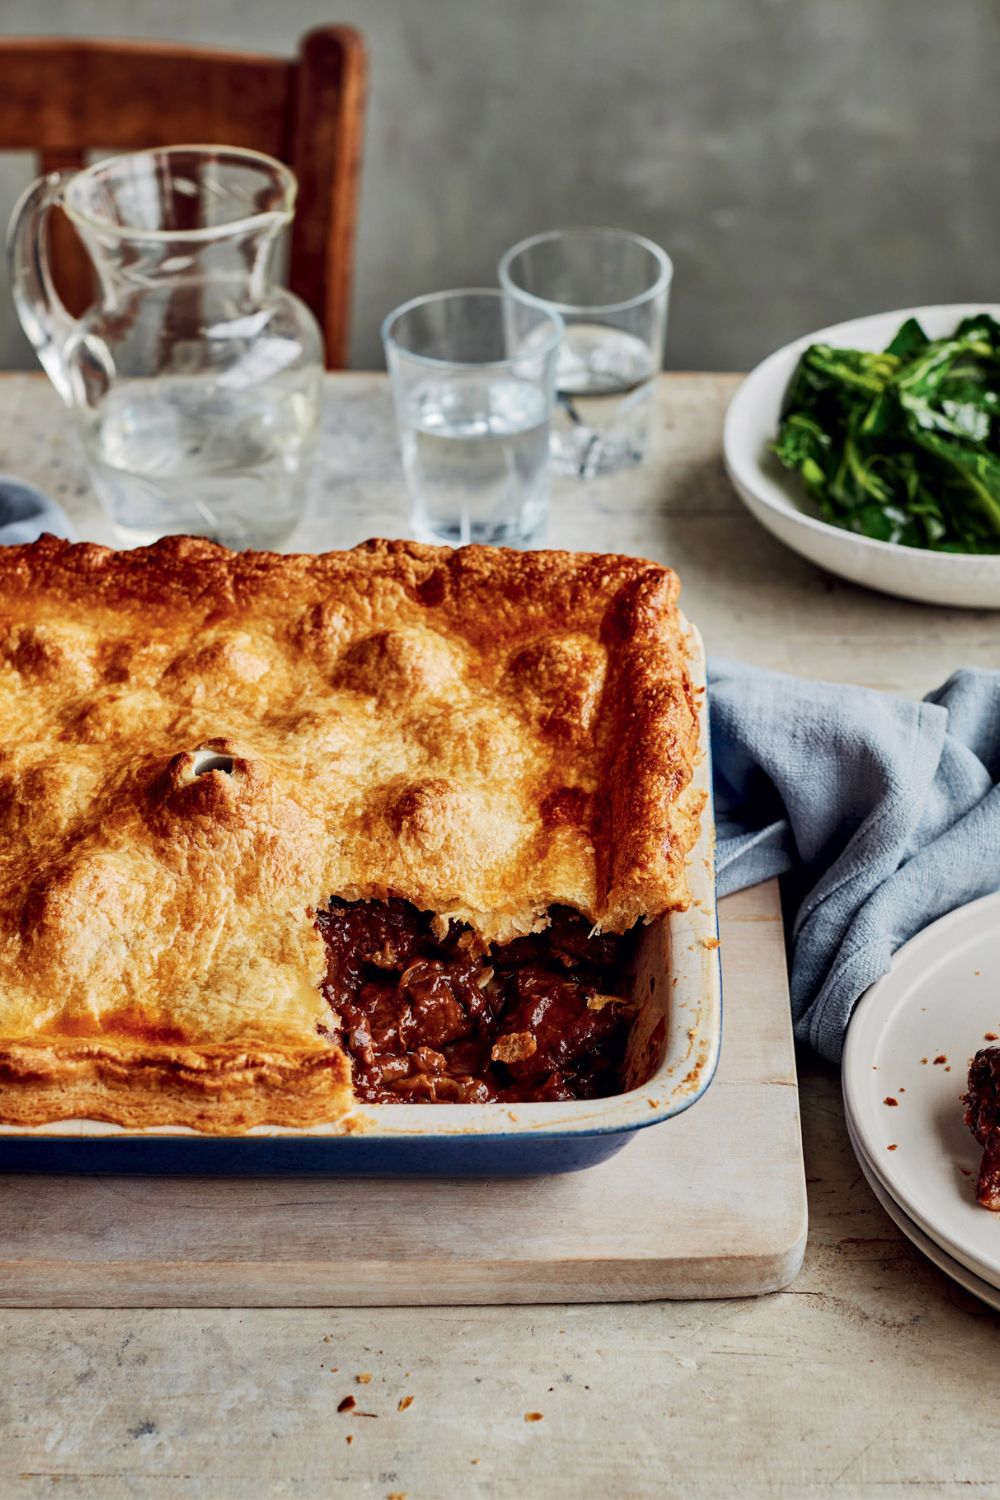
[913,429,1000,536]
[884,317,929,360]
[954,313,1000,350]
[769,311,1000,553]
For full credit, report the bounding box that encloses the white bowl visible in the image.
[723,303,1000,609]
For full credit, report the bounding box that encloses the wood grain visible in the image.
[0,29,367,367]
[289,27,368,370]
[0,882,806,1308]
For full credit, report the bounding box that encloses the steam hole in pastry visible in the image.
[192,751,235,777]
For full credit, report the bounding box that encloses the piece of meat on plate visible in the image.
[963,1046,1000,1209]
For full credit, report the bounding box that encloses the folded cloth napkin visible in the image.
[0,476,76,544]
[710,660,1000,1062]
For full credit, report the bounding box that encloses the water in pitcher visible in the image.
[81,372,319,550]
[400,374,550,546]
[551,322,657,478]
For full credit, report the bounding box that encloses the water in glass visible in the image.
[81,371,319,550]
[400,373,550,546]
[553,323,656,478]
[498,229,672,480]
[384,289,560,547]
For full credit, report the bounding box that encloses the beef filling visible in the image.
[316,897,635,1103]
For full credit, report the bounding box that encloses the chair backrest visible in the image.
[0,27,367,368]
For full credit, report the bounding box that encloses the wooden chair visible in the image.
[0,28,367,368]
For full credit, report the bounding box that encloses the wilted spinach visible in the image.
[771,313,1000,552]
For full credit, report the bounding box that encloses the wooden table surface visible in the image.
[1,372,996,1500]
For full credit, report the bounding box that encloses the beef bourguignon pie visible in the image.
[0,536,701,1131]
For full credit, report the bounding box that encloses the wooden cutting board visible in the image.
[0,880,806,1306]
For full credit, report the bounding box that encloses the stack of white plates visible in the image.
[843,892,1000,1308]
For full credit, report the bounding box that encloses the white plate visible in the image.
[843,893,1000,1286]
[723,303,1000,608]
[845,1110,1000,1312]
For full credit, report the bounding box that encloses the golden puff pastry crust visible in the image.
[0,534,702,1131]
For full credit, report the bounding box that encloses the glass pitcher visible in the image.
[8,145,323,549]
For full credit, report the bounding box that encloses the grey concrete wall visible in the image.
[0,0,996,373]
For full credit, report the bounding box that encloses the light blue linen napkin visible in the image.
[710,659,1000,1062]
[0,476,76,543]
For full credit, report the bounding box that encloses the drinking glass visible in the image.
[499,227,672,478]
[382,289,562,547]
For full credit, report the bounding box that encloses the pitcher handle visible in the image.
[7,170,83,408]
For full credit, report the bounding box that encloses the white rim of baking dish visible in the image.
[0,622,721,1145]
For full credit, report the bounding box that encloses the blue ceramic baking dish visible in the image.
[0,627,720,1176]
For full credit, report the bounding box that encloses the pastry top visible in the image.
[0,535,701,1056]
